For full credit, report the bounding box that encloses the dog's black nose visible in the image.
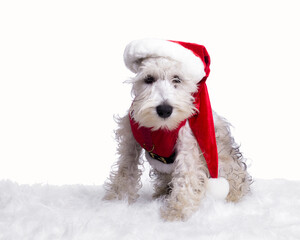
[156,104,173,119]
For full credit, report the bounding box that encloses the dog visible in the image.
[103,39,252,221]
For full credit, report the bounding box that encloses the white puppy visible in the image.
[103,39,252,221]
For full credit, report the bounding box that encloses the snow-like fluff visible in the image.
[0,179,300,240]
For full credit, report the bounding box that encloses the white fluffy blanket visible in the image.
[1,179,300,240]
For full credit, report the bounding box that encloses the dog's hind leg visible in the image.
[214,113,252,202]
[103,114,142,204]
[218,150,252,202]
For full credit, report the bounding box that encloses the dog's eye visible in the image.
[144,75,155,84]
[172,75,181,84]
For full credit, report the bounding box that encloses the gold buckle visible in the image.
[158,156,167,164]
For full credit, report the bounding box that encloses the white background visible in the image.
[0,0,299,185]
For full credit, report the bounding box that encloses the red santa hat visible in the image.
[124,39,229,199]
[124,39,206,82]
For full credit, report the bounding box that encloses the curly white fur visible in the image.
[103,57,252,221]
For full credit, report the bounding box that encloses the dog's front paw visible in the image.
[102,191,118,201]
[160,205,188,222]
[102,190,139,204]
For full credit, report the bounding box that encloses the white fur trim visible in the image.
[123,38,205,83]
[145,153,175,174]
[206,177,229,200]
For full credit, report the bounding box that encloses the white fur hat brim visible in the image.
[123,38,206,83]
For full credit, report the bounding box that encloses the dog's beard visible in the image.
[130,98,197,131]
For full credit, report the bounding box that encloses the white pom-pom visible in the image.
[206,177,229,200]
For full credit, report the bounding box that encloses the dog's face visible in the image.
[129,57,200,131]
